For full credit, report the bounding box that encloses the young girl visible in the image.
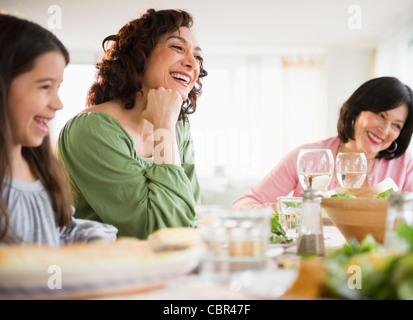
[0,13,117,245]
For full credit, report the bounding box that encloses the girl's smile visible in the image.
[8,51,66,148]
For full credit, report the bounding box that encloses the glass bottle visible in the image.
[384,192,413,254]
[297,189,325,256]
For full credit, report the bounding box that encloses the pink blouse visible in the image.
[233,136,413,208]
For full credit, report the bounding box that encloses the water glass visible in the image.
[335,152,367,188]
[297,149,334,191]
[277,197,303,240]
[384,192,413,254]
[196,205,273,284]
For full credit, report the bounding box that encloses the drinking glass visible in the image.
[277,197,302,240]
[335,152,367,188]
[196,205,273,284]
[297,149,334,191]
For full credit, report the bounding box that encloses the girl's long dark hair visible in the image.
[0,13,73,242]
[87,8,208,118]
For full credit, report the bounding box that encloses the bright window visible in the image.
[191,54,327,180]
[52,64,96,146]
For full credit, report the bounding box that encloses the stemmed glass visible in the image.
[335,152,367,188]
[297,149,334,191]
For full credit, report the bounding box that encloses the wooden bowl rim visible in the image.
[321,197,388,209]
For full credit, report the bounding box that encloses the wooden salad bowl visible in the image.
[321,197,388,244]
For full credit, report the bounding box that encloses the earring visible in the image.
[387,141,398,153]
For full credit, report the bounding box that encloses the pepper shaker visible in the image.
[297,189,325,256]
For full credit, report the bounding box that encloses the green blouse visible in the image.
[57,112,200,239]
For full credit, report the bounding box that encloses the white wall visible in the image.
[326,47,374,137]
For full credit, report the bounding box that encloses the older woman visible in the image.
[233,77,413,208]
[58,9,207,239]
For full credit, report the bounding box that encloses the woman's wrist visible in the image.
[153,127,180,166]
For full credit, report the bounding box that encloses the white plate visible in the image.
[266,246,284,257]
[0,244,205,300]
[231,268,298,299]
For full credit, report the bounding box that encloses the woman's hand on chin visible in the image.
[143,87,183,128]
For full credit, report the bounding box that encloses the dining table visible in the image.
[96,218,346,301]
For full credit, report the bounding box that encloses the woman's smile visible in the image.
[170,72,192,87]
[366,131,384,145]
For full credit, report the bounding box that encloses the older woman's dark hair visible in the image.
[337,77,413,160]
[87,8,208,118]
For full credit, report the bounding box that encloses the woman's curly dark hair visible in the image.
[87,8,208,118]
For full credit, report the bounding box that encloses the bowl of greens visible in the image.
[321,189,393,244]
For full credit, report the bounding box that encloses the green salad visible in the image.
[330,193,356,198]
[373,188,395,198]
[325,223,413,300]
[330,188,394,199]
[269,210,293,244]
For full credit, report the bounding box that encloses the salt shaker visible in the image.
[384,192,413,254]
[297,189,325,256]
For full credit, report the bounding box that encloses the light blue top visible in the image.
[3,178,61,246]
[1,177,118,246]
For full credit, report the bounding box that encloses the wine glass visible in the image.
[297,149,334,191]
[335,152,367,188]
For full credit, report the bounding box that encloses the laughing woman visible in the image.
[233,77,413,208]
[58,9,208,239]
